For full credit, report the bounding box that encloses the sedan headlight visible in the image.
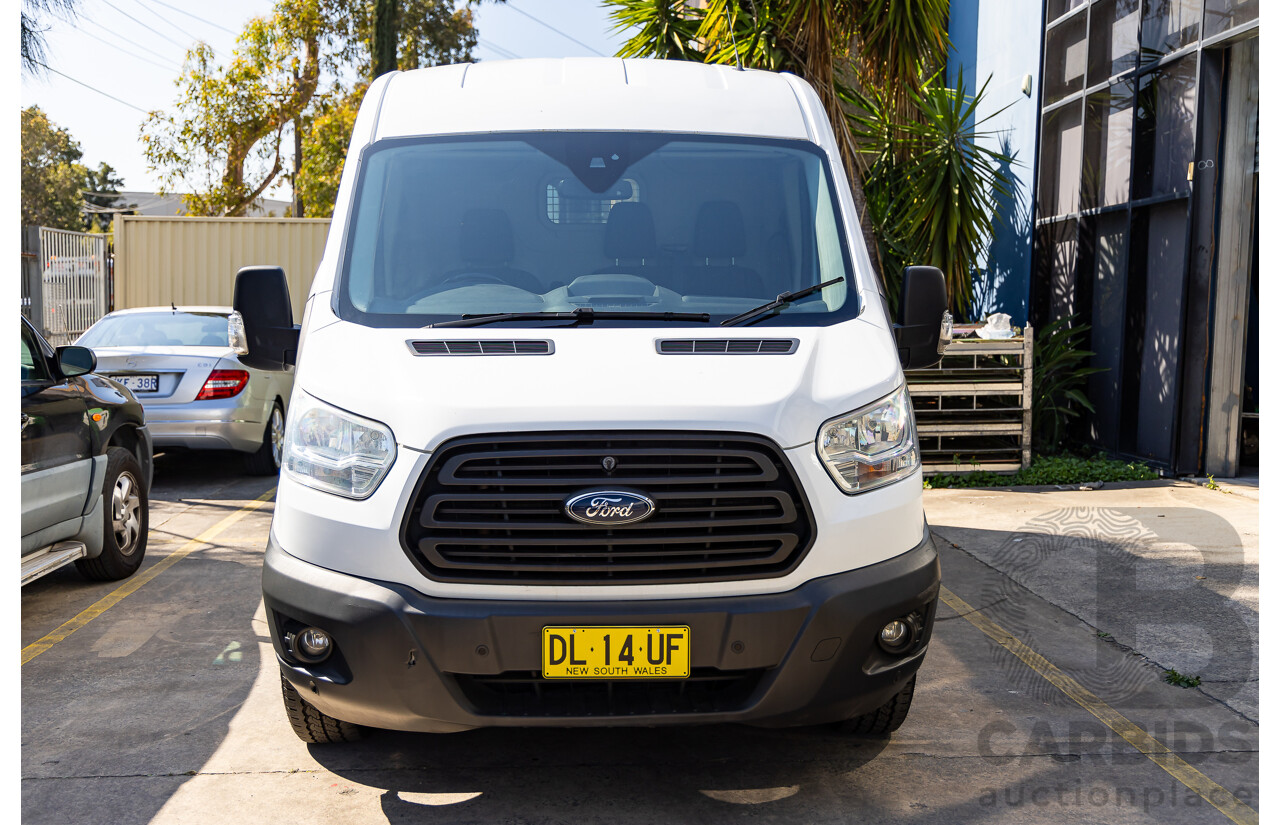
[817,385,919,494]
[284,392,396,499]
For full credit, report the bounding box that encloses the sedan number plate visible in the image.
[117,374,159,393]
[542,626,690,679]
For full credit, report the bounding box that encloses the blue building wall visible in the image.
[947,0,1043,326]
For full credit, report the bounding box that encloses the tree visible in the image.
[22,0,77,76]
[142,0,324,217]
[21,105,89,230]
[296,84,365,218]
[82,163,131,232]
[143,0,479,218]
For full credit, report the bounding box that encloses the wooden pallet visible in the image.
[906,327,1033,475]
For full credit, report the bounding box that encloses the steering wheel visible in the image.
[433,272,509,290]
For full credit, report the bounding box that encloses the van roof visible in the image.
[373,58,815,143]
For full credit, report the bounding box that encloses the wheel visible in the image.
[245,401,285,475]
[835,675,916,736]
[76,446,148,581]
[280,673,362,743]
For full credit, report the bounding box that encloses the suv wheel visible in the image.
[76,446,148,581]
[245,401,285,475]
[280,674,362,743]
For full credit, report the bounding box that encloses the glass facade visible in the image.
[1032,0,1257,469]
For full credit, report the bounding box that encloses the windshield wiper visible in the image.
[719,277,845,327]
[430,308,712,328]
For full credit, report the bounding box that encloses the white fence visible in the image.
[29,228,110,345]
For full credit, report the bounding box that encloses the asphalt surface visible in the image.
[21,457,1260,824]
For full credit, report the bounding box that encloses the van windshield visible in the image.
[337,133,859,327]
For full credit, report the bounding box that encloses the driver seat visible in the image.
[442,209,541,293]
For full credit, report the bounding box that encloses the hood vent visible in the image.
[657,338,798,355]
[408,340,554,356]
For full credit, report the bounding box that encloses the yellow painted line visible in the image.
[22,488,276,666]
[939,585,1258,825]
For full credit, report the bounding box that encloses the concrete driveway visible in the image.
[20,460,1259,824]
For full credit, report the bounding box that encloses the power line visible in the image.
[72,22,184,72]
[478,39,522,60]
[32,61,150,114]
[502,1,606,57]
[99,0,189,51]
[80,13,188,66]
[126,0,208,51]
[142,0,236,35]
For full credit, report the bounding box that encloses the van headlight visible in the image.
[817,385,919,494]
[284,392,396,499]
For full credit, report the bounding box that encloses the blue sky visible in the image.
[19,0,629,198]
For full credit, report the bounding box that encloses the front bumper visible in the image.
[263,530,940,733]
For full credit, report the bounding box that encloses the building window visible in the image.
[1038,104,1084,217]
[1088,0,1141,83]
[1140,0,1203,60]
[1046,0,1087,24]
[1082,83,1135,209]
[1133,56,1197,200]
[1044,13,1088,104]
[1204,0,1258,37]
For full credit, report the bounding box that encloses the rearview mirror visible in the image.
[56,345,96,378]
[232,266,299,371]
[893,266,948,370]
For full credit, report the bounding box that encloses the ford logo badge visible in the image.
[564,490,656,526]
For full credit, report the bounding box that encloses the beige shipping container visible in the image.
[113,216,332,323]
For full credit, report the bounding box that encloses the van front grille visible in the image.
[400,432,815,584]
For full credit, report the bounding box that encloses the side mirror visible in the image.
[56,345,96,378]
[894,265,948,370]
[232,266,300,371]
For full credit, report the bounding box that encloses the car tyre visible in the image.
[280,673,363,743]
[76,446,148,581]
[834,674,916,736]
[245,401,285,476]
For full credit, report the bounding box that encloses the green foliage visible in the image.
[22,106,86,230]
[1163,669,1201,688]
[142,0,477,218]
[610,0,706,61]
[1033,314,1107,453]
[297,84,365,218]
[925,453,1159,489]
[1205,475,1221,491]
[846,71,1015,317]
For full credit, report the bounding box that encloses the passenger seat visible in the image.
[595,202,668,286]
[686,201,765,298]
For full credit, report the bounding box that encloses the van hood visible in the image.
[296,317,903,452]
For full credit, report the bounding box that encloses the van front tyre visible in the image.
[836,674,916,736]
[280,674,362,743]
[76,446,148,581]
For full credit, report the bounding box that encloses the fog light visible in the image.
[880,621,908,647]
[291,627,332,664]
[878,616,920,654]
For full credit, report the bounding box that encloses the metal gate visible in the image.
[31,228,110,345]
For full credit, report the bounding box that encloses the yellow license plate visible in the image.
[541,626,691,679]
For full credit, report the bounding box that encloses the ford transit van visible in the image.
[232,58,949,743]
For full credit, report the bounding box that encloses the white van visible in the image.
[232,58,949,743]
